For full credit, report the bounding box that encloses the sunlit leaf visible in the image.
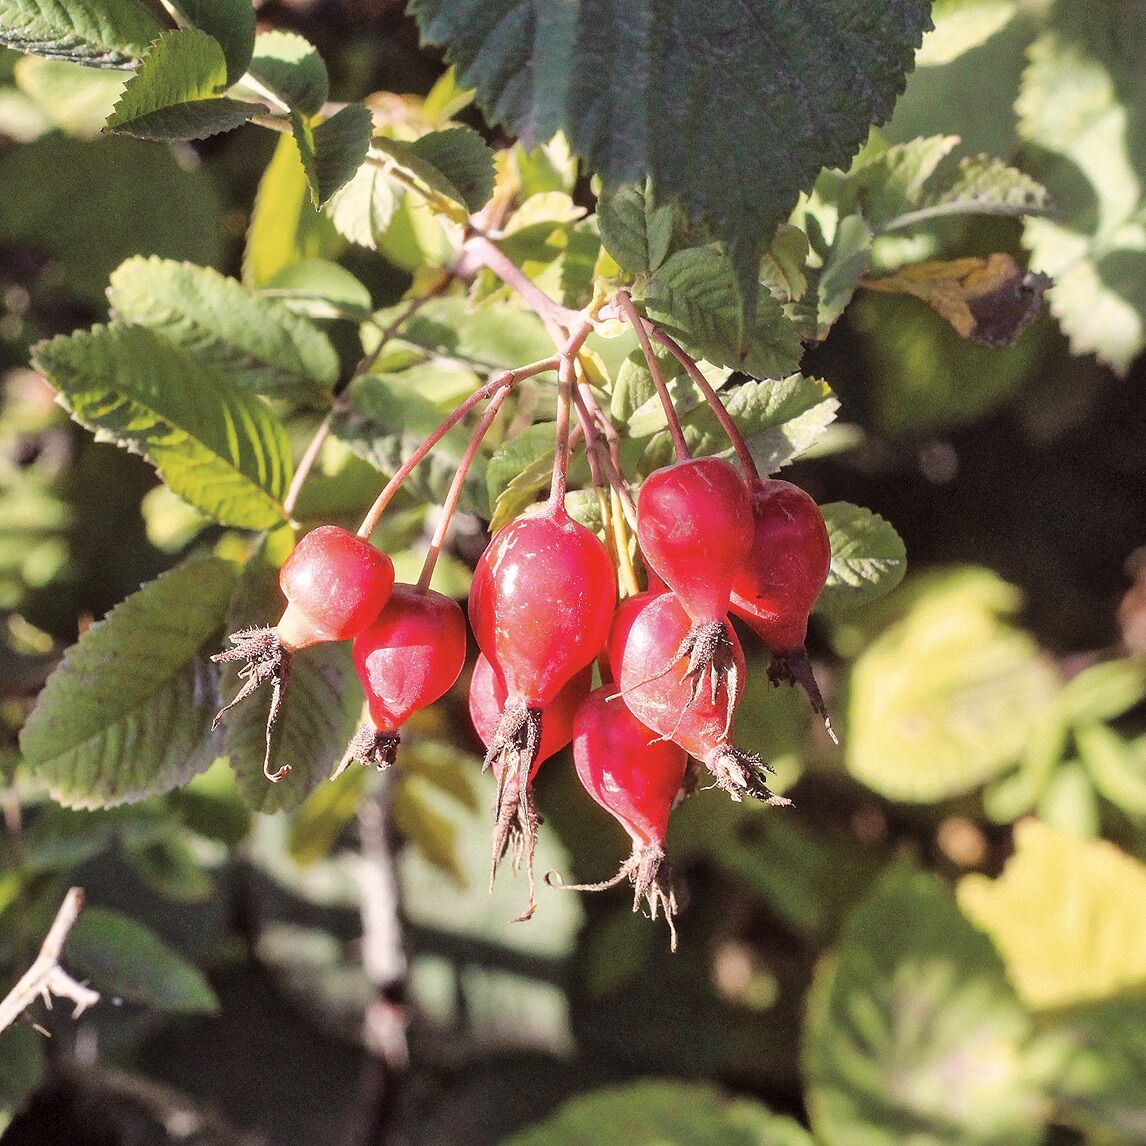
[817,503,907,613]
[0,0,160,68]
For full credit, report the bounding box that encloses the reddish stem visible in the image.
[462,233,583,332]
[418,388,508,590]
[283,412,332,519]
[616,292,690,462]
[650,326,759,481]
[356,356,560,540]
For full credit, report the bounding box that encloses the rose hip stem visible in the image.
[356,355,560,540]
[417,386,509,591]
[650,326,760,482]
[547,319,596,510]
[616,291,690,462]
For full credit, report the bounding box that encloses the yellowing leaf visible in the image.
[959,819,1146,1010]
[865,254,1050,347]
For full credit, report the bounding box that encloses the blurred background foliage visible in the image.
[1,0,1146,1143]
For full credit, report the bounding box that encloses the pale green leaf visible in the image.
[846,570,1060,802]
[325,160,405,250]
[759,224,809,303]
[18,558,237,808]
[959,819,1146,1010]
[12,55,124,137]
[1079,725,1146,817]
[805,865,1048,1146]
[372,125,496,213]
[396,295,554,368]
[915,0,1017,67]
[597,181,672,274]
[32,324,292,529]
[507,1080,813,1146]
[167,0,255,84]
[105,28,264,140]
[393,774,466,886]
[817,502,907,613]
[644,247,804,380]
[262,258,373,320]
[1058,658,1146,725]
[246,30,327,116]
[220,538,363,813]
[70,906,218,1013]
[0,0,160,67]
[288,767,365,864]
[805,213,874,340]
[292,102,373,208]
[844,134,961,228]
[108,256,338,406]
[409,0,931,332]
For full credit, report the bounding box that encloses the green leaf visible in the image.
[845,570,1060,802]
[817,502,907,613]
[243,130,341,287]
[12,55,125,137]
[246,30,328,116]
[644,247,804,380]
[288,767,365,864]
[105,28,264,141]
[263,258,373,321]
[959,819,1146,1010]
[411,0,931,328]
[331,373,486,512]
[166,0,255,85]
[325,160,405,251]
[915,0,1017,68]
[219,537,363,813]
[32,324,292,529]
[1079,725,1146,817]
[292,102,373,208]
[124,831,214,901]
[597,181,673,274]
[488,451,554,532]
[485,421,555,514]
[1018,6,1146,375]
[843,134,961,228]
[0,132,223,305]
[805,864,1048,1146]
[18,558,237,808]
[801,213,874,340]
[1058,658,1146,725]
[395,295,555,369]
[0,1026,45,1123]
[0,0,160,68]
[108,256,338,406]
[69,906,218,1013]
[372,125,496,214]
[506,1080,814,1146]
[393,774,467,886]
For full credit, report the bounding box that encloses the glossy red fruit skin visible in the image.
[636,457,753,624]
[353,585,467,732]
[610,591,745,765]
[468,506,616,707]
[277,526,395,649]
[468,653,591,776]
[573,686,687,851]
[730,478,830,651]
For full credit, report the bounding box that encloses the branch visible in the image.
[0,887,98,1034]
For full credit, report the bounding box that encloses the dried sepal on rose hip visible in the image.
[212,525,394,781]
[469,653,592,918]
[335,584,467,776]
[635,456,753,711]
[611,590,790,806]
[554,684,688,949]
[729,477,835,738]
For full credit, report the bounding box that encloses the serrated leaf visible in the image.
[759,224,809,303]
[846,570,1060,802]
[817,502,907,612]
[805,865,1047,1146]
[411,0,931,331]
[959,819,1146,1010]
[597,181,672,274]
[325,160,405,250]
[331,374,486,512]
[246,30,327,116]
[805,213,874,340]
[108,257,338,406]
[293,102,373,208]
[219,540,363,814]
[372,125,496,214]
[0,0,160,68]
[844,134,962,228]
[1018,7,1146,375]
[19,558,236,808]
[506,1080,813,1146]
[69,906,218,1013]
[644,247,804,380]
[32,324,291,528]
[680,374,838,473]
[167,0,255,85]
[243,130,340,287]
[865,254,1050,347]
[105,28,264,141]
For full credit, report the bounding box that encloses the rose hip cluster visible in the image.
[212,448,831,945]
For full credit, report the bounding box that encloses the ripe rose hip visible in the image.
[611,591,789,806]
[730,478,833,732]
[571,685,688,947]
[336,585,467,774]
[213,525,395,782]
